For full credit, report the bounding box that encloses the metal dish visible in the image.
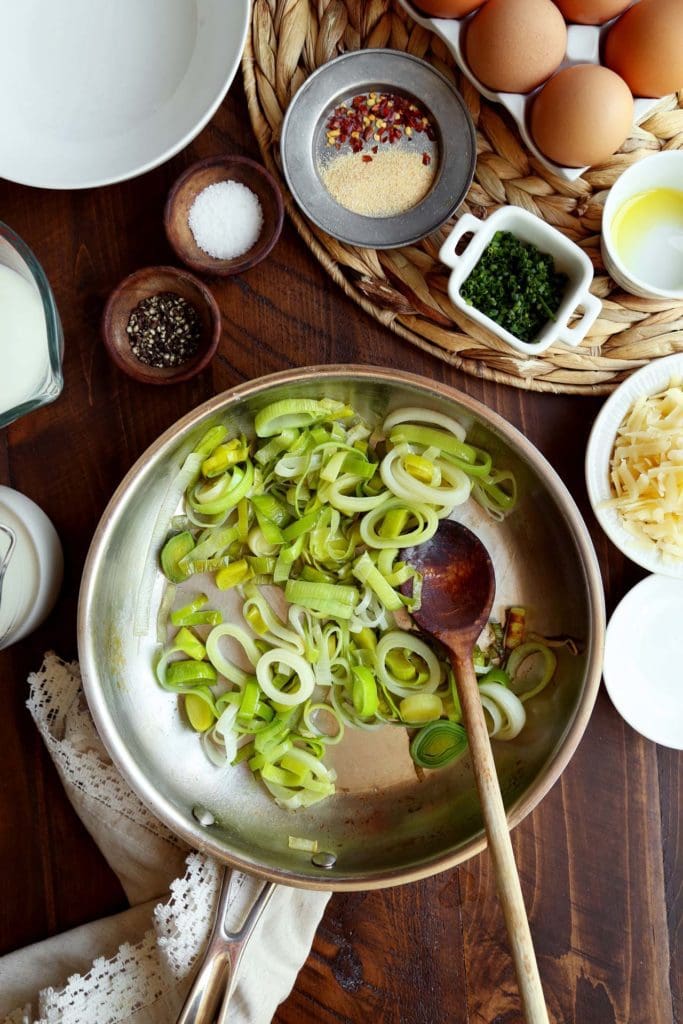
[280,51,476,249]
[78,365,604,892]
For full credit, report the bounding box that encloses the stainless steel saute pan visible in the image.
[77,366,605,1019]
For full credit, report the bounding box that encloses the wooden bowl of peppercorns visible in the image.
[102,265,221,385]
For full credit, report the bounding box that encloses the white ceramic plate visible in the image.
[585,353,683,578]
[0,0,250,189]
[603,575,683,749]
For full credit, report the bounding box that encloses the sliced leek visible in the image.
[506,641,557,703]
[152,394,561,813]
[410,720,468,768]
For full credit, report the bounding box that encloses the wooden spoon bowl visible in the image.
[404,520,495,646]
[164,155,284,276]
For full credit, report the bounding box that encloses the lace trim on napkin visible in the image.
[5,653,329,1024]
[13,655,219,1023]
[26,655,183,846]
[22,852,218,1024]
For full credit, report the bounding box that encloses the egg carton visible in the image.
[399,0,661,181]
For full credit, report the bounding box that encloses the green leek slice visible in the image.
[410,720,467,769]
[185,692,217,732]
[255,399,351,437]
[400,693,443,724]
[160,532,195,583]
[505,641,557,703]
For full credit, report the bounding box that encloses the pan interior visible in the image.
[79,371,600,889]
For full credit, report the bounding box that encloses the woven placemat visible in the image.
[242,0,683,394]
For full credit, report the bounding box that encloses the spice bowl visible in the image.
[164,155,284,277]
[101,265,221,385]
[440,206,602,356]
[280,49,476,249]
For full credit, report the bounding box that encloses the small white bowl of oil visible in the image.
[602,151,683,300]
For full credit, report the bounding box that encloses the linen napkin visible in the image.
[0,654,330,1024]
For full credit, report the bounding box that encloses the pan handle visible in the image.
[176,867,277,1024]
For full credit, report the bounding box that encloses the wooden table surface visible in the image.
[0,77,680,1024]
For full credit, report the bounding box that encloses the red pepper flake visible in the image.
[324,91,435,155]
[362,154,373,163]
[422,152,431,166]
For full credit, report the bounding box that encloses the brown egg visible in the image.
[531,64,634,167]
[465,0,567,93]
[604,0,683,98]
[555,0,631,24]
[414,0,487,16]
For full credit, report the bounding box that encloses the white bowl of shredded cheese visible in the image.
[586,353,683,577]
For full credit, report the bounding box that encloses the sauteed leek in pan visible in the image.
[154,398,566,811]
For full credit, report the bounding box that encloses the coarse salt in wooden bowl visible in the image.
[164,155,284,276]
[101,265,222,385]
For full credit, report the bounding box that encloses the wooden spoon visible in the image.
[403,520,549,1024]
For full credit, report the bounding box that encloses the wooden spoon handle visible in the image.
[452,649,550,1024]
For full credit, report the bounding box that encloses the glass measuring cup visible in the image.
[0,221,63,429]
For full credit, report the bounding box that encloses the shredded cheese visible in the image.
[602,382,683,560]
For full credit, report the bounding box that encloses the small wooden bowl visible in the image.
[164,155,284,276]
[101,265,221,385]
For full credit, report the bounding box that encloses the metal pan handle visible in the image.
[176,868,277,1024]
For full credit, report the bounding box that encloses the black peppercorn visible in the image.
[126,292,201,368]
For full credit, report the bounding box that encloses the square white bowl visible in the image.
[440,206,601,356]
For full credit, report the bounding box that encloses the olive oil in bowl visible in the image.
[611,187,683,293]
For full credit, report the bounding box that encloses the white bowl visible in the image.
[440,206,601,355]
[604,574,683,749]
[0,0,250,189]
[601,151,683,299]
[585,352,683,577]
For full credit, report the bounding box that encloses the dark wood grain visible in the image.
[0,79,680,1024]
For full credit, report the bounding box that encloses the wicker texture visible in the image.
[242,0,683,394]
